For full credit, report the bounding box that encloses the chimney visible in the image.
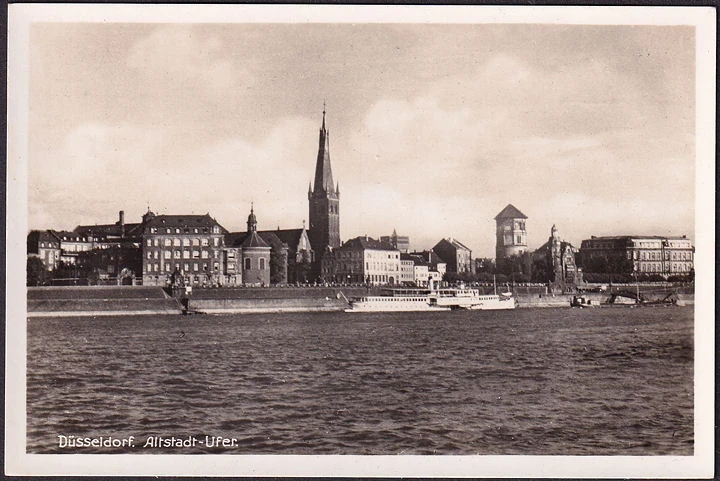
[119,210,125,237]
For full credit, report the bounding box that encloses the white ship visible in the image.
[344,288,451,312]
[343,283,517,312]
[430,287,517,310]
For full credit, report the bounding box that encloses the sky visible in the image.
[27,21,697,258]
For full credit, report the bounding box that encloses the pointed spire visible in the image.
[322,100,326,130]
[313,105,334,194]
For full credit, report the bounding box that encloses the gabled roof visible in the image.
[433,237,472,253]
[494,204,527,220]
[271,229,307,250]
[340,236,397,252]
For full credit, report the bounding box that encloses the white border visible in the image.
[6,4,715,478]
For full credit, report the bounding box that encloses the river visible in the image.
[26,306,693,455]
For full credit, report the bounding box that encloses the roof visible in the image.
[226,230,298,250]
[270,229,307,250]
[401,253,430,266]
[433,237,472,253]
[340,236,397,252]
[144,214,228,233]
[74,222,144,239]
[241,231,270,249]
[494,204,528,220]
[53,230,91,242]
[586,235,689,241]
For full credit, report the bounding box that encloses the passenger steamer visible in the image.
[344,283,516,312]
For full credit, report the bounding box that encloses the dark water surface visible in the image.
[27,307,693,455]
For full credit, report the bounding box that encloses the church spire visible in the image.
[313,105,335,194]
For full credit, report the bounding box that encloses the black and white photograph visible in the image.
[6,4,715,478]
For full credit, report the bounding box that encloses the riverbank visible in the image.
[26,286,693,316]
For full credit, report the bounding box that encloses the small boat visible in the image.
[570,295,600,308]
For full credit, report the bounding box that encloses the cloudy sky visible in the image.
[28,20,696,257]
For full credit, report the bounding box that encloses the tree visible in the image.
[27,257,48,286]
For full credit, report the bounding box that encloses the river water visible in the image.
[27,306,693,455]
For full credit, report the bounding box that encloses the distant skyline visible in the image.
[28,21,697,258]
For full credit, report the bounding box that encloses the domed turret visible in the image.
[247,203,257,233]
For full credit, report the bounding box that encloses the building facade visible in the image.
[27,230,61,271]
[328,236,401,285]
[308,108,340,280]
[579,235,694,277]
[433,237,473,274]
[495,204,528,268]
[141,213,232,286]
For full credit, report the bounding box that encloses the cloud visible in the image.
[29,123,163,229]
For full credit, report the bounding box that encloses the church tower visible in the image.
[308,106,340,276]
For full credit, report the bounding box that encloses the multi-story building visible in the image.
[495,204,528,269]
[141,213,232,286]
[53,231,93,265]
[380,229,410,253]
[409,250,446,281]
[329,236,401,285]
[308,108,340,280]
[579,235,694,277]
[399,255,415,285]
[27,230,61,271]
[433,237,473,274]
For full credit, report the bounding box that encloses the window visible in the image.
[517,236,522,244]
[165,264,171,272]
[184,263,189,272]
[183,238,190,247]
[260,258,266,270]
[201,239,209,246]
[213,238,219,247]
[183,251,190,259]
[201,251,209,259]
[174,250,181,259]
[164,250,171,259]
[166,228,171,234]
[214,262,219,271]
[192,238,200,246]
[164,238,171,247]
[194,228,198,234]
[173,239,181,247]
[154,239,160,247]
[245,258,251,270]
[147,252,152,259]
[154,251,159,259]
[175,228,180,234]
[193,263,198,272]
[154,264,158,272]
[193,250,199,258]
[146,239,152,247]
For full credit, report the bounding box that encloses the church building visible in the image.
[308,107,340,281]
